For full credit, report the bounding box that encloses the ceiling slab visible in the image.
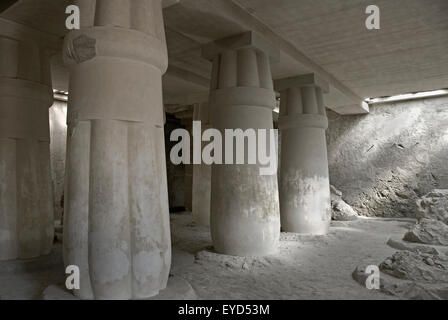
[2,0,447,115]
[236,0,448,99]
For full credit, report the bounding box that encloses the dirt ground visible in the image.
[0,212,416,300]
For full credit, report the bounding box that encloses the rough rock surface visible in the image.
[380,251,448,283]
[195,250,275,271]
[327,96,448,218]
[416,190,448,225]
[403,219,448,246]
[353,250,448,299]
[330,185,358,221]
[352,264,448,299]
[386,238,443,256]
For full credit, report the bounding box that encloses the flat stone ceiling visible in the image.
[1,0,447,113]
[236,0,448,98]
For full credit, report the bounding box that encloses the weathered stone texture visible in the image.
[403,219,448,246]
[330,185,358,221]
[416,189,448,224]
[327,96,448,218]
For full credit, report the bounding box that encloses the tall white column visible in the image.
[63,0,171,300]
[192,102,211,226]
[276,74,331,234]
[0,27,54,261]
[202,32,280,256]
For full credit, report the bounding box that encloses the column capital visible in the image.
[202,31,279,62]
[274,73,329,93]
[0,33,53,89]
[0,33,53,142]
[0,18,61,52]
[277,75,329,128]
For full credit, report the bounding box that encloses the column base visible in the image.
[281,220,330,235]
[42,276,197,300]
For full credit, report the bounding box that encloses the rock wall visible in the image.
[327,95,448,218]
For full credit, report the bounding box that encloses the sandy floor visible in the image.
[0,213,416,300]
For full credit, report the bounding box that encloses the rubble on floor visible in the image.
[352,264,448,299]
[353,189,448,299]
[380,250,448,282]
[353,250,448,300]
[386,238,444,255]
[403,219,448,246]
[416,189,448,225]
[330,185,358,221]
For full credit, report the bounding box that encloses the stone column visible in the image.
[202,32,280,256]
[62,0,171,300]
[0,29,54,261]
[275,74,331,234]
[192,102,211,226]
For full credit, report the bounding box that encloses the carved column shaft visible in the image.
[277,75,331,234]
[0,29,54,261]
[63,0,171,300]
[203,32,280,256]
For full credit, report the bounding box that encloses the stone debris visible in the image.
[379,251,448,283]
[194,250,275,271]
[195,250,252,270]
[352,264,441,299]
[353,250,448,299]
[403,219,448,246]
[416,189,448,225]
[381,279,448,300]
[386,238,443,256]
[330,185,358,221]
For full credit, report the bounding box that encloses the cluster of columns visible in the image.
[0,0,332,300]
[193,33,332,255]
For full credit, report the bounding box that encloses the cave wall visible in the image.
[326,95,448,217]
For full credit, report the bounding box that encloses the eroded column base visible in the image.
[42,276,197,301]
